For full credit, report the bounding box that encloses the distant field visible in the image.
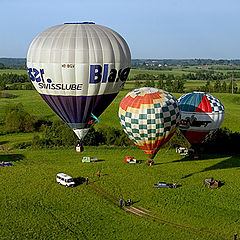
[1,67,240,91]
[129,67,192,78]
[0,69,27,75]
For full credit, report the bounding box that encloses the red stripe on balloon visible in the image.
[196,95,212,113]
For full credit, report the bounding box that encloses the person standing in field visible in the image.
[97,170,100,178]
[119,199,123,208]
[85,177,89,185]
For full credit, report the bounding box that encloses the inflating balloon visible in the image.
[178,92,225,144]
[27,22,131,146]
[119,87,180,159]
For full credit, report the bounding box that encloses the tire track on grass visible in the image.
[88,182,227,240]
[89,182,119,206]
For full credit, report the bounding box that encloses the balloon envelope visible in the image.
[178,92,225,144]
[27,22,131,140]
[119,88,180,159]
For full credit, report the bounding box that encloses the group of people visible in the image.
[119,199,132,208]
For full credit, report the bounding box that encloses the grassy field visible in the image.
[0,69,240,239]
[1,67,240,91]
[0,89,239,143]
[128,68,240,90]
[129,68,190,78]
[0,69,27,75]
[0,146,239,239]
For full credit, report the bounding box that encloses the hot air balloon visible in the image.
[27,22,131,150]
[178,92,225,146]
[119,87,180,160]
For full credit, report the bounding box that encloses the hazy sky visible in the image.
[1,0,240,59]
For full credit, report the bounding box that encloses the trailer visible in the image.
[204,178,219,189]
[124,156,137,164]
[176,147,189,156]
[82,157,98,163]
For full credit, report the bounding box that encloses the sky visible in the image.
[1,0,240,59]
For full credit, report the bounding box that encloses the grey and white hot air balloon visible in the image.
[27,22,131,150]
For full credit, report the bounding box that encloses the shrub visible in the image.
[0,92,17,99]
[202,127,240,154]
[164,129,190,149]
[13,142,31,149]
[4,103,34,133]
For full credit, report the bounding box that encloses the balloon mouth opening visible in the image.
[64,22,95,25]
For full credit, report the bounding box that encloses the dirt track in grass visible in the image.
[89,182,225,240]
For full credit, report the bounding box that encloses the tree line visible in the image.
[0,73,33,90]
[134,78,185,93]
[131,72,239,93]
[200,80,238,93]
[0,70,239,93]
[131,70,240,82]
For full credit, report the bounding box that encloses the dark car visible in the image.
[154,182,176,188]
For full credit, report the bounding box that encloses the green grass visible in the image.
[214,93,240,132]
[0,146,239,239]
[0,89,239,137]
[129,68,192,78]
[0,90,57,123]
[0,74,240,239]
[0,69,27,75]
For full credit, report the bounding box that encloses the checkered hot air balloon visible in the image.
[119,87,180,159]
[178,92,225,144]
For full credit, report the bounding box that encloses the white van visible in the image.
[56,173,75,187]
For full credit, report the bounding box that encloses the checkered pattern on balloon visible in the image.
[119,88,180,159]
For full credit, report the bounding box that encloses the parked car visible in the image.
[154,182,177,188]
[56,173,75,187]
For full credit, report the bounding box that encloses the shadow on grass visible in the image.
[182,155,240,179]
[101,173,108,176]
[218,181,225,188]
[73,177,86,186]
[152,163,162,166]
[172,154,231,163]
[0,141,9,145]
[0,153,25,162]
